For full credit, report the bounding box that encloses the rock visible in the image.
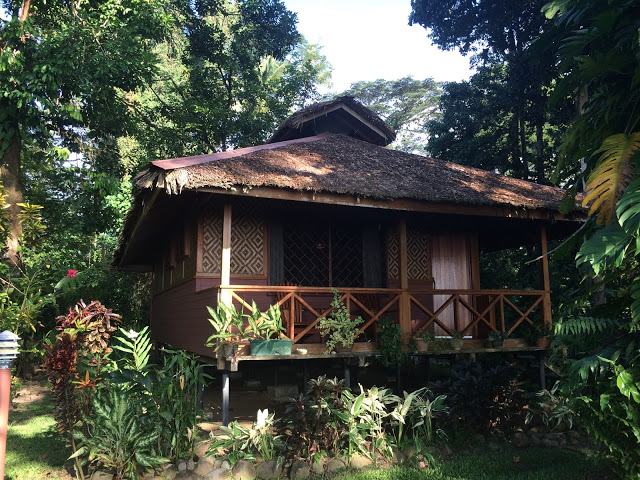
[350,454,373,469]
[186,458,195,471]
[512,432,530,449]
[473,433,486,444]
[290,460,310,479]
[175,473,198,480]
[221,460,232,470]
[199,455,216,468]
[213,459,224,469]
[90,471,114,480]
[195,441,211,459]
[177,461,188,472]
[418,461,427,469]
[232,460,256,480]
[472,447,485,455]
[541,438,559,448]
[487,441,501,452]
[311,460,325,476]
[326,458,346,473]
[195,459,216,476]
[391,449,405,464]
[159,470,178,480]
[202,467,232,480]
[401,446,418,459]
[529,434,541,446]
[256,460,283,480]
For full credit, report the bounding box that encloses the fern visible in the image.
[555,317,618,337]
[582,132,640,225]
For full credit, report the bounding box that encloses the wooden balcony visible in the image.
[219,285,551,348]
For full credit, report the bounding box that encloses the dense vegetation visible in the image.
[2,0,640,477]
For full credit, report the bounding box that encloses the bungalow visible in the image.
[115,96,584,364]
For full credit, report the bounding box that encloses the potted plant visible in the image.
[487,330,508,348]
[535,324,554,348]
[317,289,363,353]
[205,302,251,360]
[246,302,292,356]
[449,330,464,350]
[413,331,435,352]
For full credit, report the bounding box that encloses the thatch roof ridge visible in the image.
[268,96,396,145]
[134,133,575,212]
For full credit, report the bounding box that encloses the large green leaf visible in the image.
[583,133,640,225]
[576,222,631,275]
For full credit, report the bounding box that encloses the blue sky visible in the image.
[282,0,473,92]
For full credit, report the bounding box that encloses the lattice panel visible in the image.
[386,229,399,280]
[231,203,265,276]
[202,202,222,273]
[332,227,363,287]
[407,228,431,280]
[284,227,330,286]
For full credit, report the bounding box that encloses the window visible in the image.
[282,224,364,287]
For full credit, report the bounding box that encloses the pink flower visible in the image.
[67,269,77,278]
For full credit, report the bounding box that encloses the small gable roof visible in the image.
[268,96,396,146]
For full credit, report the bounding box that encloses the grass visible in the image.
[6,395,71,480]
[334,446,613,480]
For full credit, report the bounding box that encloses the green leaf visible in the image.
[616,369,640,403]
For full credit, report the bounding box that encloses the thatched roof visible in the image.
[135,133,574,212]
[268,96,396,146]
[115,96,584,267]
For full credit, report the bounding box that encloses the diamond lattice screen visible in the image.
[331,227,364,287]
[407,228,431,280]
[386,229,399,280]
[283,226,330,286]
[201,202,222,273]
[230,202,265,276]
[385,226,430,281]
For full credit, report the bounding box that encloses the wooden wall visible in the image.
[151,279,217,357]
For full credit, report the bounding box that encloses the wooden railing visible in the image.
[218,285,549,345]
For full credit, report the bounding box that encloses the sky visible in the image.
[282,0,474,92]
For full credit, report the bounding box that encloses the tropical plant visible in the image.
[317,289,363,352]
[378,316,408,367]
[43,300,121,479]
[358,386,399,460]
[333,390,368,459]
[205,302,252,355]
[209,409,281,464]
[280,375,348,458]
[245,302,285,339]
[407,390,448,445]
[72,387,167,480]
[108,327,209,462]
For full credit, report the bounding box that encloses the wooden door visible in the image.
[431,233,472,335]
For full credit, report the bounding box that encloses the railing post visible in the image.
[287,291,295,340]
[539,226,552,329]
[399,219,411,340]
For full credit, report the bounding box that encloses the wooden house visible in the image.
[114,96,584,359]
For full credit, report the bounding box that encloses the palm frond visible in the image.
[582,132,640,224]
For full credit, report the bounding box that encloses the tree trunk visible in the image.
[1,122,23,268]
[536,121,544,184]
[509,114,520,178]
[519,110,528,181]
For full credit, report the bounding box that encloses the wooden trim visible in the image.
[470,233,480,290]
[540,226,552,327]
[220,203,232,305]
[118,188,162,265]
[398,219,411,341]
[195,186,584,222]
